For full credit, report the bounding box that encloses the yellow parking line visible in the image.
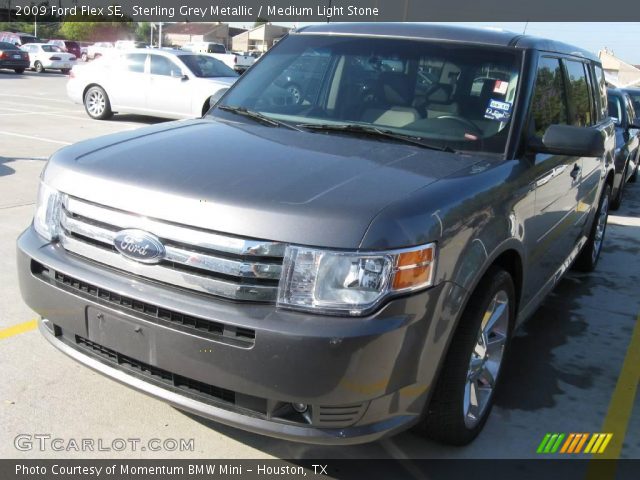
[585,313,640,479]
[598,312,640,459]
[0,320,37,340]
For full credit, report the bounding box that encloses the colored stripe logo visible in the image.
[537,433,613,454]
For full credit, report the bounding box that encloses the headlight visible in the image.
[277,243,436,316]
[33,182,62,241]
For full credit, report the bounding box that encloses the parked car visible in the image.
[607,88,640,207]
[0,41,30,73]
[0,31,39,47]
[86,42,114,60]
[47,40,82,60]
[67,49,238,119]
[21,43,76,73]
[622,87,640,124]
[182,42,254,73]
[18,24,615,447]
[114,40,148,50]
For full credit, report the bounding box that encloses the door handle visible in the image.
[570,164,581,180]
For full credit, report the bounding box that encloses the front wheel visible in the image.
[81,53,88,62]
[34,61,44,73]
[574,184,610,272]
[419,267,515,445]
[630,158,638,183]
[611,164,627,210]
[84,86,112,120]
[14,68,24,74]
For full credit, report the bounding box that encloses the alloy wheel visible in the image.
[592,193,609,262]
[464,290,509,429]
[86,90,106,117]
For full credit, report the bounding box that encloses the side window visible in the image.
[123,54,146,73]
[530,57,568,138]
[150,55,179,76]
[564,60,594,127]
[594,65,608,121]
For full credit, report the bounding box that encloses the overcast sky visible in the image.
[229,22,640,65]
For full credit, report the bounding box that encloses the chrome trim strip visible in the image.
[61,214,282,280]
[59,233,278,302]
[64,196,285,257]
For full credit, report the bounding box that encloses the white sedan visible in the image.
[21,43,76,73]
[67,49,238,120]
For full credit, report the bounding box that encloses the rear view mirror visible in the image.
[538,124,605,157]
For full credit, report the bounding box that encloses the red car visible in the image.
[47,40,81,59]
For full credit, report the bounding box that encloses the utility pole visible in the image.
[159,22,163,48]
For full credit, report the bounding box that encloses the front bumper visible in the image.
[17,226,463,444]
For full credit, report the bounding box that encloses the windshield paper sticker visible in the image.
[485,99,512,122]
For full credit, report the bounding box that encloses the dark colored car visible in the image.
[623,87,640,115]
[0,41,30,73]
[48,40,82,60]
[607,88,640,208]
[17,24,615,446]
[0,31,39,47]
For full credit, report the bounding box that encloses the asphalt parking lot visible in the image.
[1,70,639,460]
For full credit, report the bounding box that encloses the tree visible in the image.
[254,17,268,27]
[58,19,135,41]
[135,22,152,42]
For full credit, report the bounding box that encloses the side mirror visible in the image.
[534,124,605,157]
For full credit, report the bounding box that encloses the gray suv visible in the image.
[17,24,615,445]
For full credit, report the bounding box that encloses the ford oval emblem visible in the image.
[114,229,165,264]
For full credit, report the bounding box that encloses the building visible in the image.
[231,24,290,53]
[163,23,246,50]
[599,48,640,89]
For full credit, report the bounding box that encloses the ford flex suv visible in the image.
[17,24,615,445]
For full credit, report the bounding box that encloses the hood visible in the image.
[202,76,237,87]
[45,118,489,249]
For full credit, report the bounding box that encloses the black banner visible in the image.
[1,459,640,480]
[4,0,640,22]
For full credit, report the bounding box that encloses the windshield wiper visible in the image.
[296,123,456,152]
[217,105,303,131]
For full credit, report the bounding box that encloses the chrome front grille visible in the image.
[59,196,285,302]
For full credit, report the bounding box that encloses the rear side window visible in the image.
[124,53,146,73]
[530,57,568,138]
[594,65,608,121]
[150,55,179,76]
[564,60,594,127]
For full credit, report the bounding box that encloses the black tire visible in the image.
[630,158,638,183]
[83,86,113,120]
[419,267,515,445]
[61,68,71,75]
[34,61,44,73]
[14,68,24,74]
[611,164,627,210]
[81,53,88,62]
[574,184,611,272]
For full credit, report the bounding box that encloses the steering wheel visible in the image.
[436,115,483,136]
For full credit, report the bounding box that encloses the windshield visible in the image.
[41,45,62,53]
[215,34,522,154]
[178,54,238,78]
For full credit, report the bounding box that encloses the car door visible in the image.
[107,53,149,111]
[526,56,584,297]
[147,54,192,117]
[624,95,640,179]
[563,59,601,227]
